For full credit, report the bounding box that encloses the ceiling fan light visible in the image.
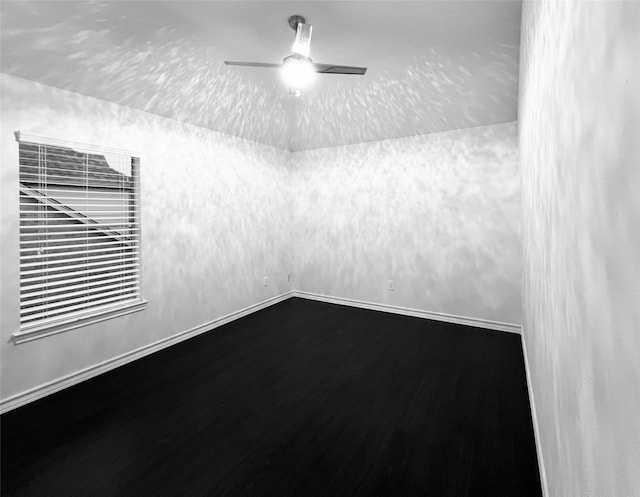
[281,55,315,89]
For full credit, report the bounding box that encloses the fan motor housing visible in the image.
[288,15,306,30]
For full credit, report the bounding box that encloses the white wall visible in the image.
[0,74,293,401]
[291,122,522,324]
[519,1,640,495]
[1,76,524,407]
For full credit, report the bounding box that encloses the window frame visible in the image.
[12,131,147,344]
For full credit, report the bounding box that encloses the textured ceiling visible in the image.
[0,1,522,151]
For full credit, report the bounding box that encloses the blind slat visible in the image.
[21,246,138,258]
[20,250,140,266]
[21,212,135,216]
[20,188,138,197]
[20,202,138,208]
[21,223,139,229]
[21,258,139,276]
[21,285,138,313]
[21,280,139,306]
[21,178,133,190]
[21,239,137,249]
[21,274,140,298]
[21,294,140,323]
[20,230,139,239]
[20,298,142,330]
[20,163,134,179]
[20,267,140,287]
[21,240,138,252]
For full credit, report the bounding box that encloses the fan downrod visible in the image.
[288,15,306,30]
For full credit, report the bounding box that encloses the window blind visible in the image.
[17,132,143,335]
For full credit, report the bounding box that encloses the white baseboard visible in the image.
[1,290,522,414]
[292,291,522,334]
[0,291,294,414]
[521,332,549,497]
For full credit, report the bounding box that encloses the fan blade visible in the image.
[313,63,367,75]
[225,60,367,75]
[224,61,283,68]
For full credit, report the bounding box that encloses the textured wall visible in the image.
[519,1,640,496]
[0,74,292,401]
[291,122,522,324]
[0,75,523,405]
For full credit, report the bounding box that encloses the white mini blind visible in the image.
[17,132,143,335]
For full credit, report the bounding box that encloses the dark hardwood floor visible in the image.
[1,298,542,497]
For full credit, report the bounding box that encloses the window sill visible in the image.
[12,299,148,344]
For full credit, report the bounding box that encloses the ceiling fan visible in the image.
[224,15,367,93]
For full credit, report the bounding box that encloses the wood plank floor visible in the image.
[1,298,542,497]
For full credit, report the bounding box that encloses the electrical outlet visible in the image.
[263,276,269,287]
[287,273,292,282]
[388,280,394,291]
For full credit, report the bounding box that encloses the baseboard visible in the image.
[521,332,550,497]
[0,291,294,414]
[1,290,521,414]
[292,291,522,334]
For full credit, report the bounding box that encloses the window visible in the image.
[14,132,146,343]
